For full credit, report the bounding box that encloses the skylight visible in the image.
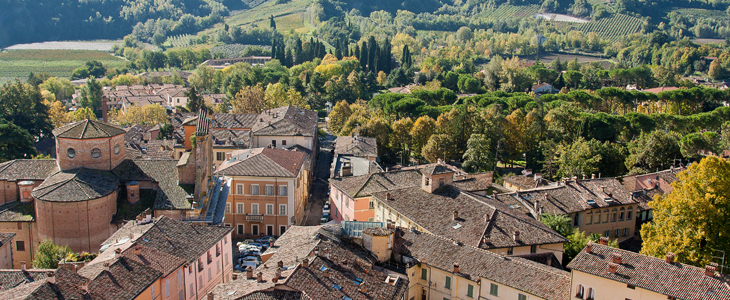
[452,223,462,229]
[333,284,342,290]
[320,266,328,271]
[587,200,596,205]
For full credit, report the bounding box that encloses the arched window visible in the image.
[114,144,120,154]
[587,287,595,300]
[575,284,584,298]
[91,148,101,158]
[67,148,76,158]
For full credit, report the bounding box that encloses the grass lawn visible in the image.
[0,49,127,83]
[254,13,308,35]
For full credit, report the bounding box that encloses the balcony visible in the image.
[246,214,264,222]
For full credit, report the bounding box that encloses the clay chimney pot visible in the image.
[585,242,593,253]
[608,262,618,274]
[599,237,608,245]
[453,263,460,273]
[666,252,675,264]
[612,253,622,264]
[705,265,716,277]
[257,272,263,282]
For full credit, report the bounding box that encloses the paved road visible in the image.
[300,134,335,226]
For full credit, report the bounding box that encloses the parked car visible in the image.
[256,236,276,244]
[243,239,255,244]
[241,249,262,257]
[237,260,258,270]
[320,217,329,224]
[238,256,261,265]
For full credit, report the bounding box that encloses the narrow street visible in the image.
[300,133,334,226]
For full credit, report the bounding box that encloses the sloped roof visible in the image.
[215,148,307,178]
[0,159,59,181]
[396,230,570,300]
[0,233,16,247]
[423,164,454,175]
[334,136,378,157]
[503,175,551,190]
[113,160,191,210]
[568,244,730,300]
[0,269,52,292]
[121,243,186,277]
[251,106,317,137]
[371,186,567,249]
[31,168,119,202]
[508,178,638,215]
[328,170,422,199]
[52,119,125,139]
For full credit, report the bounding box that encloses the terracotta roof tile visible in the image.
[567,244,730,300]
[0,233,16,247]
[251,106,317,137]
[113,160,191,210]
[0,269,52,292]
[334,136,378,157]
[215,148,307,177]
[31,168,119,202]
[0,159,59,181]
[52,119,126,139]
[396,230,570,300]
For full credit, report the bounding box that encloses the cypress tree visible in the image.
[271,40,277,59]
[368,36,377,72]
[270,15,276,29]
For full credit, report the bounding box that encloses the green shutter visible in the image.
[421,269,427,280]
[490,283,498,296]
[467,285,474,297]
[519,294,527,300]
[445,276,451,289]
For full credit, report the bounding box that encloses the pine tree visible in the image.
[270,15,276,29]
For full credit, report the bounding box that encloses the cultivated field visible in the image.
[535,13,589,23]
[253,13,308,34]
[476,5,541,19]
[4,41,118,51]
[575,14,643,41]
[522,52,613,68]
[0,50,127,83]
[692,38,726,45]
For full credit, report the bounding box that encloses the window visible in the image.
[225,253,229,265]
[576,284,584,298]
[615,229,620,238]
[573,214,579,226]
[445,276,451,289]
[15,241,25,251]
[208,268,212,281]
[627,284,636,289]
[611,213,617,222]
[189,265,193,274]
[217,262,220,273]
[507,247,514,255]
[425,178,430,186]
[152,284,156,298]
[179,290,183,300]
[280,225,287,235]
[225,203,231,214]
[518,294,527,300]
[282,140,286,146]
[438,178,445,187]
[279,204,287,216]
[587,288,595,300]
[189,283,194,297]
[114,144,120,154]
[279,185,288,196]
[264,185,273,196]
[467,284,474,298]
[586,214,592,225]
[90,148,101,158]
[369,201,374,209]
[67,148,76,158]
[604,230,610,237]
[266,225,274,236]
[236,184,244,195]
[421,269,427,280]
[17,223,21,230]
[490,283,499,296]
[530,245,537,253]
[178,269,183,286]
[251,203,259,214]
[236,203,244,214]
[271,140,276,147]
[627,211,632,220]
[251,185,260,195]
[266,204,274,215]
[165,278,170,297]
[602,214,609,223]
[216,152,225,161]
[345,198,349,208]
[252,225,259,235]
[237,224,244,235]
[619,212,624,221]
[623,228,628,237]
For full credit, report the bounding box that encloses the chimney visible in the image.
[207,292,215,300]
[104,262,110,272]
[272,276,278,283]
[582,174,586,180]
[585,242,593,253]
[705,265,717,277]
[665,252,675,264]
[591,174,596,179]
[453,210,459,220]
[257,272,263,282]
[277,260,284,268]
[452,263,460,273]
[437,158,443,165]
[360,285,368,294]
[275,268,281,279]
[20,261,26,271]
[135,244,141,256]
[492,190,498,197]
[513,230,520,242]
[534,200,540,212]
[47,271,55,284]
[246,266,254,279]
[302,258,309,269]
[115,248,122,258]
[333,256,339,265]
[80,278,89,294]
[599,237,608,245]
[612,253,622,264]
[601,186,606,193]
[608,262,618,274]
[385,192,391,200]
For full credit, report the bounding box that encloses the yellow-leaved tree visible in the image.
[108,104,169,126]
[43,100,72,128]
[72,107,96,121]
[640,156,730,267]
[327,100,351,135]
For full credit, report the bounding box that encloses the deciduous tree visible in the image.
[0,118,37,162]
[32,240,71,269]
[462,134,496,173]
[230,84,267,114]
[641,156,730,267]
